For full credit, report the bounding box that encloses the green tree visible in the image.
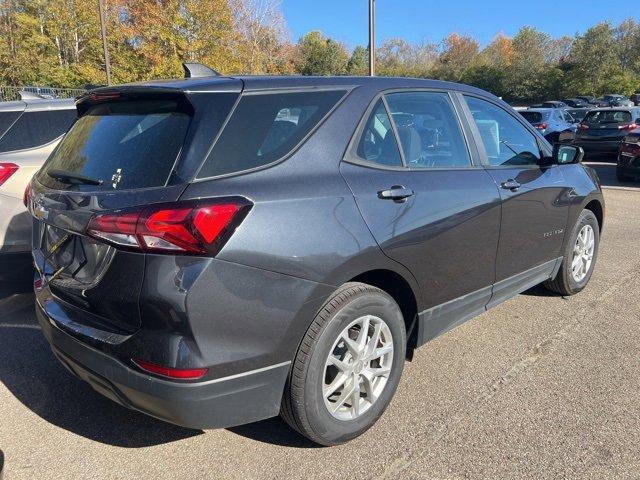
[347,45,368,76]
[294,30,348,75]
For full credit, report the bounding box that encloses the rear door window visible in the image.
[197,89,347,178]
[355,99,403,167]
[0,109,76,152]
[38,99,190,191]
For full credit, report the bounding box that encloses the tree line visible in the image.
[1,0,639,104]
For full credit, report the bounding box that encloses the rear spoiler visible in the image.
[75,87,194,116]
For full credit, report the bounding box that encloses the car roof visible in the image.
[524,108,554,113]
[88,75,501,101]
[586,107,636,112]
[0,97,76,113]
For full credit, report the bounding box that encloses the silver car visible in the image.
[0,97,76,270]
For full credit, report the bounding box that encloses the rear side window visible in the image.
[583,110,631,126]
[0,110,22,142]
[197,90,346,178]
[355,99,402,167]
[385,91,471,168]
[465,95,541,167]
[0,109,76,152]
[39,99,190,191]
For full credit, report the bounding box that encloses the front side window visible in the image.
[355,99,402,167]
[198,89,346,178]
[464,96,541,167]
[385,91,471,169]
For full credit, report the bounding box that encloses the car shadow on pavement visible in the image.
[0,281,203,448]
[227,418,321,448]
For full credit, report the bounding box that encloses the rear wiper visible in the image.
[46,169,103,186]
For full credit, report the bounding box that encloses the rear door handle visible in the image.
[378,185,415,202]
[500,179,521,191]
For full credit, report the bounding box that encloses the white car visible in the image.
[0,98,76,273]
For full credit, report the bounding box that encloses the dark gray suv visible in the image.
[28,70,604,445]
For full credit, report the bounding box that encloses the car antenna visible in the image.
[182,63,221,79]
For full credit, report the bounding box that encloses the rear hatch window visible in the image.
[583,110,631,128]
[38,99,191,191]
[197,89,347,178]
[520,111,544,124]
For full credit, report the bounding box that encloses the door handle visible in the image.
[378,185,415,202]
[501,179,521,191]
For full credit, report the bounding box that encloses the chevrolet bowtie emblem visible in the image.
[111,168,123,189]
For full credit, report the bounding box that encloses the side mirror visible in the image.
[554,144,584,165]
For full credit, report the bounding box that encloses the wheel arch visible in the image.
[348,268,420,359]
[583,198,604,232]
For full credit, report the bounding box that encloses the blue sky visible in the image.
[281,0,638,48]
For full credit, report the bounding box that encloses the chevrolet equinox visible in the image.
[27,66,604,446]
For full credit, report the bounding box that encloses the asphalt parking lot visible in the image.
[1,162,639,480]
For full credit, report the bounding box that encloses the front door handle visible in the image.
[501,179,521,191]
[378,185,415,202]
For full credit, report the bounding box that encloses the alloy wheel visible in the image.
[322,315,394,421]
[572,224,595,282]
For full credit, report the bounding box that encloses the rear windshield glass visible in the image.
[38,100,190,191]
[0,111,22,141]
[0,109,76,153]
[520,111,544,123]
[583,110,631,125]
[197,89,346,178]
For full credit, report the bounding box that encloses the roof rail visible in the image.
[182,63,221,79]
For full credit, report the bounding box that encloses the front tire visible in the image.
[281,282,406,446]
[545,209,599,296]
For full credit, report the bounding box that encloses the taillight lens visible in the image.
[0,163,19,187]
[23,181,32,207]
[133,359,208,380]
[619,123,638,131]
[86,199,250,255]
[535,123,548,130]
[577,123,589,130]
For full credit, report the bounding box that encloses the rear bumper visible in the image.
[36,300,291,429]
[574,140,621,155]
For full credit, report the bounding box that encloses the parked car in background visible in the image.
[600,94,634,107]
[630,93,640,106]
[27,69,604,446]
[562,98,589,108]
[541,100,568,109]
[23,86,60,99]
[566,108,591,123]
[574,107,640,159]
[577,96,608,107]
[0,97,76,275]
[617,127,640,181]
[519,108,577,143]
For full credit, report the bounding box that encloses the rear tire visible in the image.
[281,282,406,446]
[544,209,599,296]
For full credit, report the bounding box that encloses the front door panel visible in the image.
[485,166,571,281]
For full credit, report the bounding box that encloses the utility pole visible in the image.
[368,0,375,76]
[98,0,112,85]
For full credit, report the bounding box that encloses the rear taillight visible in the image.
[23,181,32,207]
[86,199,251,255]
[619,123,638,131]
[578,123,589,130]
[535,123,548,130]
[133,359,208,380]
[0,163,18,187]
